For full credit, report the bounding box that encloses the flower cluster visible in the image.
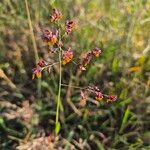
[32,59,47,80]
[92,47,102,57]
[32,8,117,108]
[79,86,117,105]
[62,47,73,65]
[78,47,102,71]
[49,8,62,22]
[42,29,58,46]
[107,95,117,102]
[65,20,76,34]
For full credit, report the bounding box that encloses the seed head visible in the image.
[65,20,76,34]
[37,59,47,67]
[32,59,47,80]
[49,8,62,22]
[32,67,42,80]
[95,92,103,101]
[42,29,58,45]
[62,47,73,65]
[107,95,117,102]
[92,47,102,57]
[78,52,93,71]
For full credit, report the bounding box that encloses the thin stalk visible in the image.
[25,0,41,98]
[55,49,62,126]
[42,62,60,70]
[24,0,39,62]
[55,28,63,134]
[72,60,78,66]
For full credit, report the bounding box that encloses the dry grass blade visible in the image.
[0,68,16,89]
[24,0,39,62]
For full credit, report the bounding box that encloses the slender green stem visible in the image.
[55,49,62,126]
[55,27,63,134]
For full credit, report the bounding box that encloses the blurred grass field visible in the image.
[0,0,150,149]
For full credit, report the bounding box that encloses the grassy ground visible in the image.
[0,0,150,149]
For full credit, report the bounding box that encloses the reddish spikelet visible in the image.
[82,53,93,67]
[106,95,117,102]
[87,86,103,101]
[92,47,102,57]
[95,91,103,101]
[32,59,47,80]
[78,52,93,71]
[78,48,102,71]
[49,8,62,22]
[32,67,42,80]
[65,20,76,34]
[88,86,100,92]
[37,59,47,67]
[42,29,58,45]
[62,47,73,65]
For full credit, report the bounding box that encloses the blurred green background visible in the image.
[0,0,150,149]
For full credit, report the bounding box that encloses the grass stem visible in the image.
[25,0,41,98]
[55,29,63,134]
